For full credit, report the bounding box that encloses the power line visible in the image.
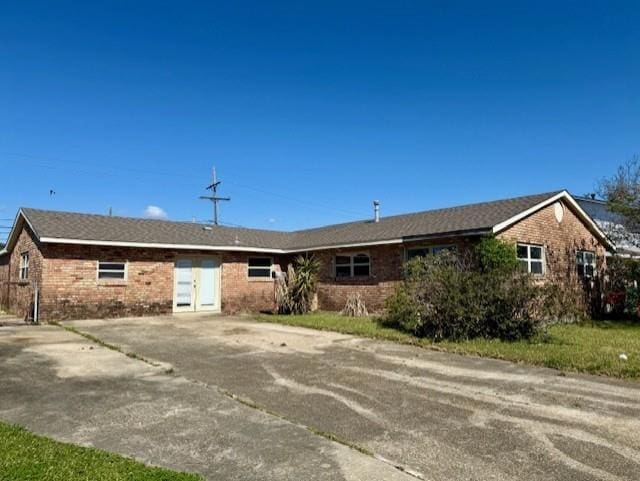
[2,151,370,219]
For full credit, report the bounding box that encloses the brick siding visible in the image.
[312,236,474,312]
[2,235,285,321]
[40,243,176,320]
[0,226,44,319]
[220,252,283,314]
[497,199,606,282]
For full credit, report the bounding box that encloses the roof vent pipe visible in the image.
[373,200,380,223]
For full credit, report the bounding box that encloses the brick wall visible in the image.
[313,244,404,312]
[0,226,44,319]
[497,199,606,282]
[220,252,283,314]
[35,242,284,320]
[40,244,176,320]
[312,236,473,312]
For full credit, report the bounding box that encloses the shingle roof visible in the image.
[286,191,561,249]
[17,191,567,252]
[20,208,290,250]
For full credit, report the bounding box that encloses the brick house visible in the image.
[0,190,612,321]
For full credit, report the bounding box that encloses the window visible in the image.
[576,251,596,278]
[406,245,456,260]
[516,244,544,275]
[97,261,127,280]
[248,257,273,278]
[19,253,29,280]
[335,253,370,278]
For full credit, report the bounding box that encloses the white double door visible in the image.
[173,257,221,312]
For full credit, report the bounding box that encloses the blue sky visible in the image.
[1,1,638,241]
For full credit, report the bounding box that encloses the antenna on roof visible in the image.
[199,167,231,226]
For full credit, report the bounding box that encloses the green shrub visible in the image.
[539,282,588,323]
[476,236,519,272]
[382,238,545,341]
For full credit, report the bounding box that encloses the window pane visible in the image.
[530,261,543,274]
[518,260,528,272]
[576,252,584,265]
[248,268,271,278]
[335,265,351,277]
[432,246,454,255]
[530,246,542,260]
[585,252,594,264]
[577,264,585,277]
[248,257,271,267]
[335,256,351,265]
[586,265,594,277]
[353,265,370,276]
[98,271,125,279]
[517,245,528,259]
[353,254,369,264]
[99,262,125,271]
[407,248,429,259]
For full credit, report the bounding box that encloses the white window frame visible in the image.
[247,256,273,279]
[97,261,128,281]
[576,250,596,279]
[405,245,456,260]
[334,252,371,278]
[516,243,545,275]
[19,252,29,280]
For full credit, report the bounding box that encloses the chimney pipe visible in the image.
[373,200,380,223]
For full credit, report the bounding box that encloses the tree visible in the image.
[598,155,640,231]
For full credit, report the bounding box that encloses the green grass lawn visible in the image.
[258,313,640,379]
[0,422,202,481]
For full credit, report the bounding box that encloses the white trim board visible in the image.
[38,237,288,254]
[37,236,405,254]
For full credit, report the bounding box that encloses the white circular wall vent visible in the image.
[554,202,564,223]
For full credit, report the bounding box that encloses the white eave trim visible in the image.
[3,209,34,254]
[286,238,403,253]
[38,236,407,253]
[38,237,288,254]
[491,190,615,250]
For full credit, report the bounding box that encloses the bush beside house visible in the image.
[382,237,587,341]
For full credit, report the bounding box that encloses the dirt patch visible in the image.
[222,327,250,336]
[9,337,33,343]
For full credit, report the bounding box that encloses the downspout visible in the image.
[33,282,39,324]
[6,254,11,313]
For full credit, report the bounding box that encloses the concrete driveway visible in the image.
[2,315,640,480]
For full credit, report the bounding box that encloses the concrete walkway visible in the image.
[2,314,640,480]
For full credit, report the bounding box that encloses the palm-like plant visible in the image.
[276,254,321,314]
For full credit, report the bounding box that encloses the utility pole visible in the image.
[199,167,230,225]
